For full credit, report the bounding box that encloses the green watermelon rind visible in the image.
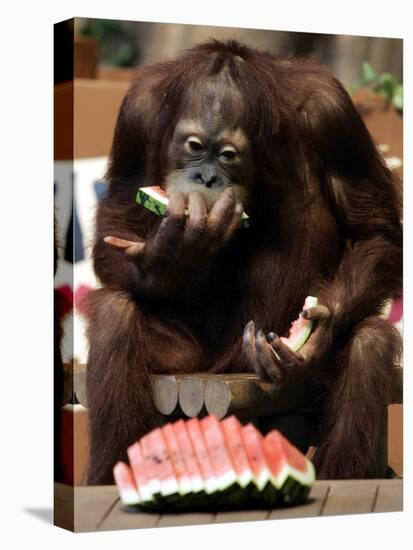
[283,296,318,352]
[125,470,313,513]
[269,459,315,504]
[136,187,250,228]
[136,189,168,217]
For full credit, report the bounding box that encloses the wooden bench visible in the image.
[63,363,403,417]
[60,363,402,483]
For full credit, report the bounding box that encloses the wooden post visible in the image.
[151,375,181,415]
[178,376,208,417]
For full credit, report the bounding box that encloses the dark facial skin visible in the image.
[104,71,253,299]
[164,72,254,210]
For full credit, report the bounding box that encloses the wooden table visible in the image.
[54,479,403,532]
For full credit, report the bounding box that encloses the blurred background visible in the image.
[70,17,403,87]
[54,18,403,485]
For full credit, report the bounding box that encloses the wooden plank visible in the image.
[269,482,330,520]
[98,500,160,531]
[73,485,119,532]
[374,479,403,513]
[157,512,214,528]
[321,480,378,516]
[213,509,269,524]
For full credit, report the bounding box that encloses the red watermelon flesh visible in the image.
[241,423,270,491]
[200,415,237,490]
[173,419,204,493]
[126,441,154,502]
[113,461,141,506]
[221,416,253,488]
[279,296,318,352]
[162,422,192,495]
[186,417,218,494]
[151,185,167,197]
[148,428,180,497]
[140,434,162,496]
[263,430,315,489]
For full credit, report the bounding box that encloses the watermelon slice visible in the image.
[140,433,162,498]
[147,428,180,500]
[161,422,192,496]
[136,185,249,227]
[186,417,218,495]
[113,461,141,507]
[241,423,272,495]
[127,441,156,505]
[172,419,204,494]
[263,430,315,503]
[280,296,318,352]
[113,415,316,512]
[221,415,253,490]
[200,416,238,490]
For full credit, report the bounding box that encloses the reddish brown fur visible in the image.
[86,40,402,484]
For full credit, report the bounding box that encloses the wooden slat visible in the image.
[98,500,160,531]
[73,485,119,532]
[269,482,330,520]
[374,479,403,513]
[152,375,181,415]
[157,512,215,528]
[321,480,379,516]
[213,509,269,524]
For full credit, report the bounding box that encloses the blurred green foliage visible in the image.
[350,61,403,112]
[79,19,138,67]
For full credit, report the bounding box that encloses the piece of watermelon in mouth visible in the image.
[136,185,249,226]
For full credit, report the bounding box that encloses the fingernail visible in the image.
[235,201,243,213]
[267,332,276,342]
[245,320,254,330]
[257,329,264,339]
